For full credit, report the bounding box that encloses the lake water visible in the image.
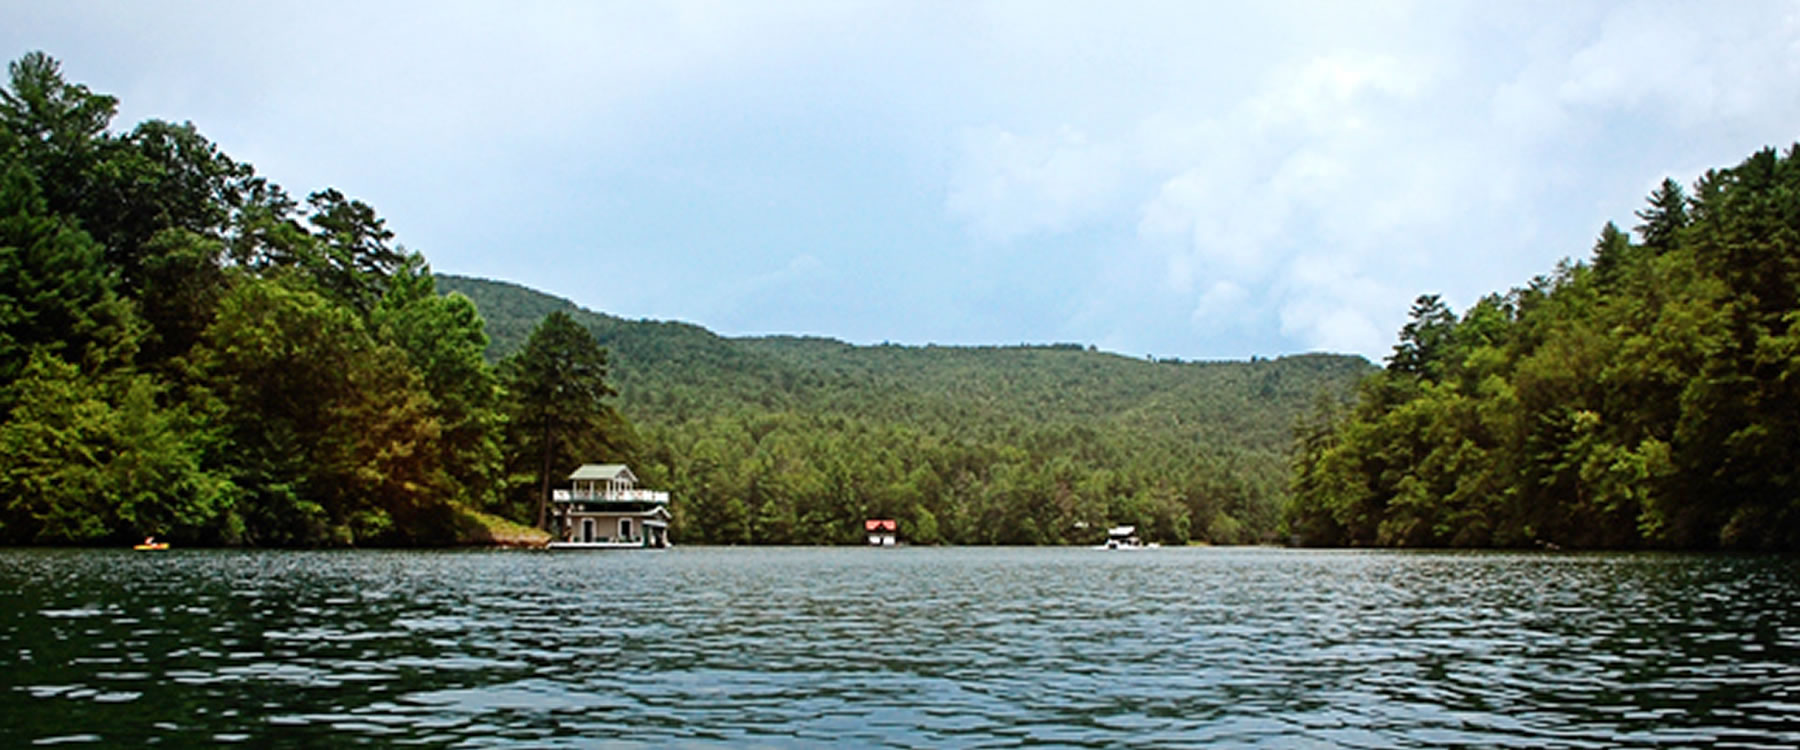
[2,547,1797,747]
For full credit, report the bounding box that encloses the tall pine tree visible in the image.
[500,312,624,528]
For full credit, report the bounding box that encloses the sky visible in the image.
[8,1,1800,361]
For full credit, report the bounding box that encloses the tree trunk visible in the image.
[536,417,553,530]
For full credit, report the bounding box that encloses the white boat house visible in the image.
[548,464,672,549]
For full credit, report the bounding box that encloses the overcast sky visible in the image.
[8,1,1800,360]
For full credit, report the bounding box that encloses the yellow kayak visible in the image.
[133,538,169,550]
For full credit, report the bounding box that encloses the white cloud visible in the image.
[15,1,1800,361]
[954,1,1800,358]
[1557,2,1800,125]
[1123,46,1459,351]
[945,125,1126,242]
[1191,281,1251,325]
[1275,253,1397,356]
[1248,53,1431,132]
[1140,165,1292,286]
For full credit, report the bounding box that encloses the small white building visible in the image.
[548,464,672,549]
[1102,525,1142,549]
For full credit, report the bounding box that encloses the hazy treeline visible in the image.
[1288,143,1800,551]
[641,349,1366,546]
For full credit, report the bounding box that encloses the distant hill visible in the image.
[437,274,1373,544]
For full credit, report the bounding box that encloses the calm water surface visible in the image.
[2,547,1797,747]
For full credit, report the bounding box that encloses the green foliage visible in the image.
[0,52,528,546]
[441,275,1372,545]
[193,275,456,545]
[304,188,407,312]
[1290,144,1800,552]
[0,49,1374,548]
[373,258,503,510]
[1635,177,1689,252]
[0,164,133,384]
[0,351,229,543]
[1591,221,1638,289]
[1387,294,1457,380]
[498,311,626,528]
[0,52,118,220]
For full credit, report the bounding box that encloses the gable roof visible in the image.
[569,464,634,481]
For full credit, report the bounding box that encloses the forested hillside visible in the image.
[1288,144,1800,552]
[0,53,509,545]
[0,51,1367,547]
[439,275,1372,545]
[0,53,624,547]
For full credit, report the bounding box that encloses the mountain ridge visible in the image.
[437,273,1373,545]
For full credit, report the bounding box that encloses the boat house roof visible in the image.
[865,519,897,531]
[569,464,634,481]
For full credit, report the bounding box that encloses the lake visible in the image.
[2,547,1797,747]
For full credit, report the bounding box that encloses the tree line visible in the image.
[0,52,615,545]
[1287,144,1800,551]
[439,275,1372,546]
[2,51,1369,547]
[49,47,1778,552]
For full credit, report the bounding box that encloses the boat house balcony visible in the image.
[552,488,672,504]
[552,463,668,509]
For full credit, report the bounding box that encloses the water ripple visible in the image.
[2,547,1798,747]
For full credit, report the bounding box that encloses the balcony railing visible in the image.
[552,489,671,503]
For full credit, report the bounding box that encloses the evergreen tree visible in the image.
[1386,294,1456,380]
[1634,177,1689,252]
[1291,143,1800,551]
[0,165,131,387]
[0,51,117,220]
[1590,221,1635,287]
[306,188,407,312]
[500,311,624,529]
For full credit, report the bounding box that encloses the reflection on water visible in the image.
[3,547,1798,747]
